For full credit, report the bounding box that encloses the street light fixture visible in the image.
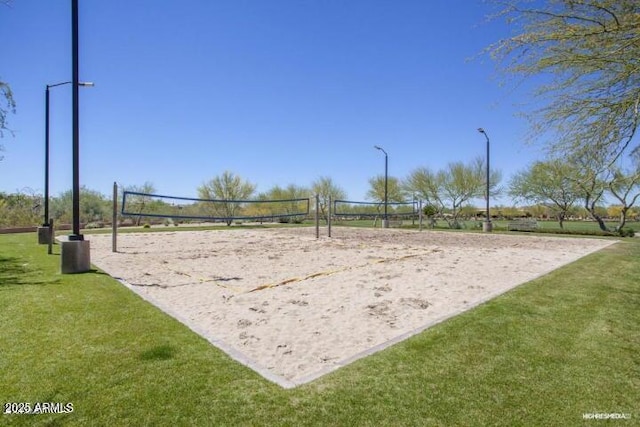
[477,128,492,232]
[42,81,94,232]
[374,145,389,228]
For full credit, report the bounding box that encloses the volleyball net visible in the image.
[121,190,310,223]
[332,199,418,219]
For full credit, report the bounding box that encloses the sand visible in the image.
[88,227,615,388]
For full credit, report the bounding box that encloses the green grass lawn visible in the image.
[332,218,633,234]
[1,232,638,426]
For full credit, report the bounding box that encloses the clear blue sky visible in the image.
[1,0,544,205]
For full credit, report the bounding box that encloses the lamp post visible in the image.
[478,128,492,232]
[42,81,94,231]
[70,0,81,241]
[60,0,91,273]
[374,145,389,228]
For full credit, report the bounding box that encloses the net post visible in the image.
[315,194,320,239]
[419,199,423,231]
[48,218,54,255]
[112,182,118,252]
[328,195,332,238]
[412,197,416,226]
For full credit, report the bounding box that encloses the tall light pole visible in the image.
[43,81,94,230]
[478,128,492,232]
[374,145,389,228]
[61,0,91,273]
[70,0,81,241]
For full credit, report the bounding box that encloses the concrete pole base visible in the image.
[382,219,390,229]
[37,226,51,244]
[483,221,493,232]
[61,240,91,274]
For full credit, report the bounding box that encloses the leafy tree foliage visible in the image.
[311,176,347,223]
[509,159,580,228]
[50,187,108,226]
[197,171,256,226]
[122,182,157,225]
[0,190,41,227]
[366,176,405,204]
[607,153,640,230]
[2,4,17,151]
[261,184,310,223]
[405,157,501,228]
[570,149,612,231]
[0,80,16,159]
[487,0,640,161]
[366,175,407,225]
[404,167,443,214]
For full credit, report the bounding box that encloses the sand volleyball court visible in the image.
[89,227,615,387]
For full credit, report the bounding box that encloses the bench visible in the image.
[507,219,538,232]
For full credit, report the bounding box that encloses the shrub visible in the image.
[143,223,151,229]
[618,228,635,237]
[523,228,615,237]
[423,204,438,217]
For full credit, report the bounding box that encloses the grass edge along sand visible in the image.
[0,232,638,426]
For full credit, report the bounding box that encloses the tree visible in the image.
[487,0,640,162]
[526,204,549,219]
[122,182,157,226]
[0,189,42,227]
[0,80,16,159]
[311,176,347,223]
[570,150,611,231]
[404,159,501,228]
[366,175,408,225]
[366,176,405,203]
[421,203,439,228]
[404,167,446,216]
[439,159,495,227]
[197,171,256,226]
[509,159,580,228]
[607,154,640,231]
[51,187,108,226]
[262,184,310,223]
[444,158,501,227]
[495,205,526,219]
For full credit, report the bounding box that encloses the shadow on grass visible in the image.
[63,269,110,276]
[139,344,177,361]
[0,255,62,287]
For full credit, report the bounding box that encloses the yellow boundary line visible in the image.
[247,250,440,293]
[156,248,441,293]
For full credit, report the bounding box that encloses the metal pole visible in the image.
[315,194,319,239]
[478,128,492,232]
[43,86,50,227]
[374,145,389,228]
[328,195,332,238]
[384,152,388,222]
[485,133,490,230]
[48,218,54,255]
[70,0,82,240]
[419,199,423,231]
[112,182,118,252]
[412,194,416,226]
